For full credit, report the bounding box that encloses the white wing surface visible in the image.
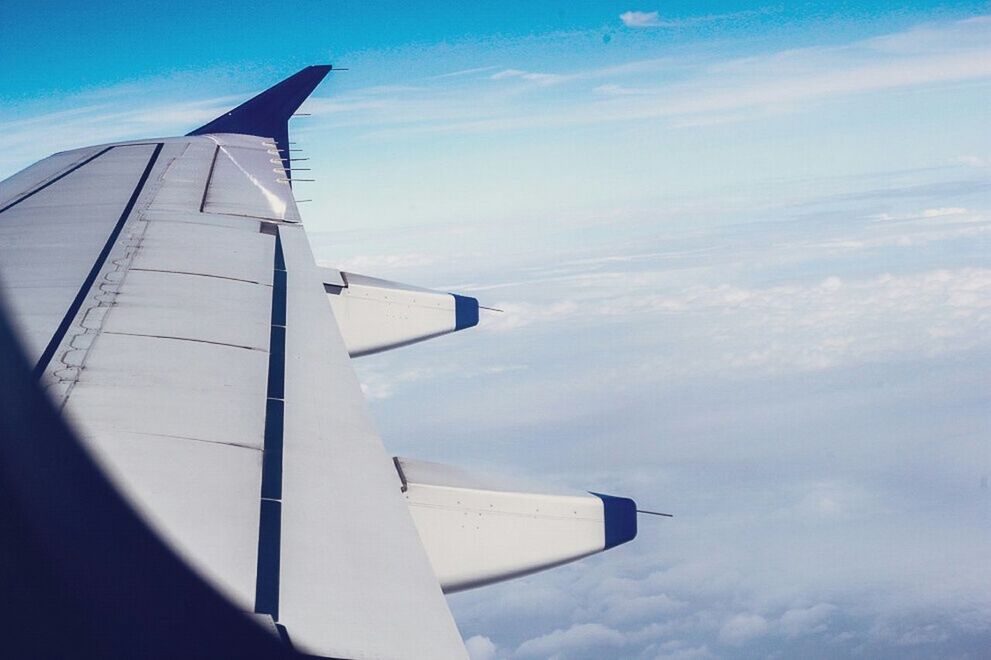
[0,124,466,658]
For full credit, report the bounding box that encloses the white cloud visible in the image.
[479,301,579,333]
[325,253,438,273]
[870,206,979,222]
[514,622,625,657]
[620,11,662,28]
[951,155,990,168]
[718,613,769,646]
[778,603,837,637]
[922,207,968,218]
[490,69,565,85]
[465,634,499,660]
[870,620,952,646]
[620,8,767,29]
[476,267,991,376]
[787,482,887,522]
[431,65,503,80]
[343,19,991,659]
[358,363,528,400]
[0,96,234,175]
[593,83,649,96]
[655,641,717,659]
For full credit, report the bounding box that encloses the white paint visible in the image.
[322,268,461,356]
[279,227,468,658]
[0,144,157,362]
[1,131,469,658]
[398,458,607,593]
[204,136,298,222]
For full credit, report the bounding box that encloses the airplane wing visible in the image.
[0,66,465,658]
[0,66,640,659]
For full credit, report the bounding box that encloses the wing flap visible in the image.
[65,333,269,449]
[130,214,275,284]
[101,269,271,350]
[277,225,468,658]
[72,429,264,608]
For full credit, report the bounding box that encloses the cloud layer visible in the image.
[1,9,989,659]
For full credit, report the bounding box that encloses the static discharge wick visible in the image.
[637,509,673,518]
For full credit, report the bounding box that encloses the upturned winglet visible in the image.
[188,65,332,172]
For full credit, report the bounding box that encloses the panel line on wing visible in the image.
[128,267,269,286]
[33,143,164,379]
[101,331,266,352]
[198,145,221,213]
[255,228,287,622]
[0,147,113,214]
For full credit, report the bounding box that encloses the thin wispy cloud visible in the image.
[306,17,991,140]
[620,8,772,29]
[620,10,662,28]
[430,65,503,80]
[6,16,986,165]
[489,68,566,85]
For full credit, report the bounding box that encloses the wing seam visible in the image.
[0,146,112,214]
[101,331,266,352]
[128,267,270,286]
[33,143,164,379]
[199,144,221,213]
[254,228,288,622]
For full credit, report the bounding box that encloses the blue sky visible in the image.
[2,2,990,659]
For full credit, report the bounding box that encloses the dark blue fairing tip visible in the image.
[590,492,638,549]
[452,294,480,330]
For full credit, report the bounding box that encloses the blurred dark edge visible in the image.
[0,293,308,658]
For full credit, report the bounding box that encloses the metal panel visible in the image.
[65,332,268,450]
[129,217,274,286]
[102,269,271,351]
[49,137,275,612]
[146,140,217,212]
[202,143,301,222]
[0,145,105,207]
[70,428,263,610]
[0,144,157,362]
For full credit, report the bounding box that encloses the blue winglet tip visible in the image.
[452,294,480,330]
[187,65,333,139]
[590,492,638,549]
